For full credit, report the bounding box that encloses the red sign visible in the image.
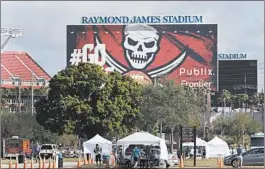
[67,24,217,90]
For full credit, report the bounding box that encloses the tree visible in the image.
[0,111,57,143]
[248,93,260,119]
[57,134,79,147]
[217,89,231,116]
[139,80,207,153]
[138,84,168,132]
[35,63,142,139]
[211,113,262,145]
[234,94,249,111]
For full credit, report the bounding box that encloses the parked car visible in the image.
[39,144,60,159]
[168,153,179,166]
[224,148,264,168]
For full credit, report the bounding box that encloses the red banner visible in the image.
[67,24,217,90]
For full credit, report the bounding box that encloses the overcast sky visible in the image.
[1,1,264,91]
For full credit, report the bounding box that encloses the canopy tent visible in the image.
[117,131,168,160]
[83,134,112,155]
[182,137,207,147]
[205,136,230,158]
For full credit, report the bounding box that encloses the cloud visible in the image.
[1,1,264,90]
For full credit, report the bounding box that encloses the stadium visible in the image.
[1,1,264,168]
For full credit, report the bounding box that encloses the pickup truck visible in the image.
[39,144,60,159]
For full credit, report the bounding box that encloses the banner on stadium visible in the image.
[67,24,217,90]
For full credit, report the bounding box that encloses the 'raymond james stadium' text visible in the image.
[81,15,203,24]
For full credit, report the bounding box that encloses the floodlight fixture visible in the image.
[1,27,22,37]
[1,27,23,50]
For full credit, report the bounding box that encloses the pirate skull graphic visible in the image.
[94,25,187,78]
[122,24,161,70]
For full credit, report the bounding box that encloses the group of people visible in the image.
[93,144,142,167]
[183,146,206,159]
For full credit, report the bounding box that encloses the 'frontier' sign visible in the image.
[218,53,247,60]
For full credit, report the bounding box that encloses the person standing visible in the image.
[202,147,206,159]
[131,146,141,168]
[236,144,243,168]
[36,143,41,162]
[94,144,102,166]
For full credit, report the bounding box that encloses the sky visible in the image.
[1,1,264,91]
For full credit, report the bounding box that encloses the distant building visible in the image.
[1,51,51,112]
[218,60,258,95]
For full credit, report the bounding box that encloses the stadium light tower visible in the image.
[0,27,22,165]
[1,27,22,106]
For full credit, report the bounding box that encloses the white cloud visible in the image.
[1,1,264,90]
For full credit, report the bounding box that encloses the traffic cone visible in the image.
[24,158,27,169]
[48,158,52,169]
[30,158,34,169]
[42,158,46,169]
[112,155,116,167]
[218,156,223,168]
[90,157,93,165]
[39,159,42,169]
[77,158,81,168]
[179,155,184,168]
[9,159,12,169]
[15,158,18,169]
[52,159,56,168]
[84,156,88,165]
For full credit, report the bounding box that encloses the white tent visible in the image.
[83,134,112,155]
[183,137,207,147]
[205,136,230,158]
[117,131,168,160]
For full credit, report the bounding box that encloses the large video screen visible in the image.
[218,60,257,95]
[67,24,217,90]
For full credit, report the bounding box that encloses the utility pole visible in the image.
[31,71,34,115]
[18,78,21,113]
[244,73,247,95]
[261,103,264,133]
[160,118,163,138]
[203,89,211,138]
[206,91,211,125]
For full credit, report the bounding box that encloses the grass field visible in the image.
[81,158,263,168]
[2,158,263,168]
[183,158,231,168]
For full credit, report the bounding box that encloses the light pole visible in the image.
[31,71,34,115]
[0,27,22,160]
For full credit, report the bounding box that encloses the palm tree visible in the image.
[234,94,249,112]
[248,93,260,119]
[217,89,232,116]
[230,95,237,116]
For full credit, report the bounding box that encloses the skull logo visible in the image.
[122,25,161,70]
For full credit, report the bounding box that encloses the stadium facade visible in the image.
[218,60,258,95]
[1,51,51,112]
